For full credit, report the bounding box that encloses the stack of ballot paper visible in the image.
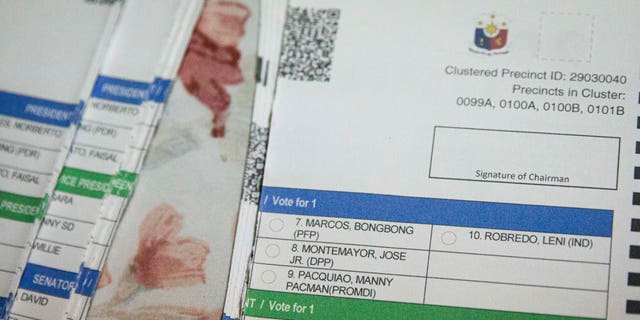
[86,1,260,319]
[0,1,121,317]
[223,1,288,318]
[0,0,203,319]
[223,0,640,320]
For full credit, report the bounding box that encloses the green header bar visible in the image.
[56,167,137,199]
[0,190,43,223]
[244,290,601,320]
[56,167,112,198]
[110,170,137,198]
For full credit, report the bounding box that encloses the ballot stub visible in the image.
[241,1,640,319]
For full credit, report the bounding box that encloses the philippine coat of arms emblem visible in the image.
[470,13,510,55]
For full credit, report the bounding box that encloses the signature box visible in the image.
[429,126,620,190]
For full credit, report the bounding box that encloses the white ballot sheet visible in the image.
[238,1,640,319]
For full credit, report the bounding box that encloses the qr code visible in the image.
[279,7,340,82]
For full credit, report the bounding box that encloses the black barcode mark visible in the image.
[628,90,640,315]
[633,193,640,206]
[628,300,640,314]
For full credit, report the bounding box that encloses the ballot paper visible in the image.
[64,2,203,319]
[5,1,201,320]
[0,1,120,317]
[82,2,259,316]
[237,1,640,319]
[222,1,288,319]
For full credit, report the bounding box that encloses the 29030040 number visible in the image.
[569,72,627,84]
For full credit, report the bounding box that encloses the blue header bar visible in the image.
[149,77,173,103]
[91,75,149,105]
[0,296,6,319]
[259,187,613,237]
[19,263,77,299]
[75,263,100,297]
[0,91,78,127]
